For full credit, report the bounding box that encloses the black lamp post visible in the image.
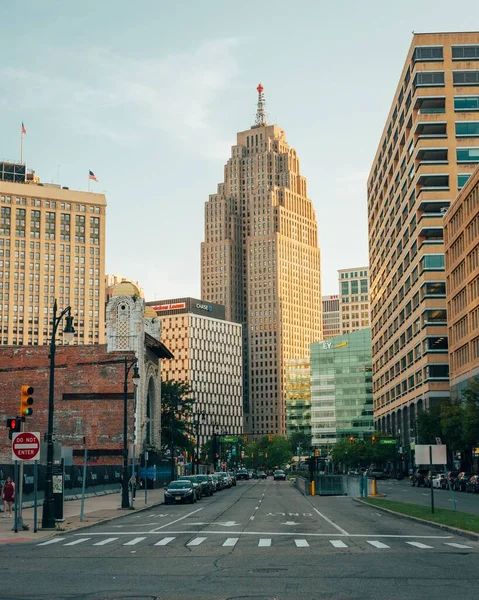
[194,411,206,474]
[169,398,182,482]
[42,299,75,529]
[122,357,140,509]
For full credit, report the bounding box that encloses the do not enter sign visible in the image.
[12,431,41,461]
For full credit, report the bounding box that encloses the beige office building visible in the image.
[201,85,322,436]
[444,165,479,398]
[322,295,340,340]
[0,161,106,346]
[338,267,371,334]
[368,32,479,443]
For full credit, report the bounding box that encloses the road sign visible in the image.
[12,431,41,461]
[380,439,397,445]
[220,436,238,443]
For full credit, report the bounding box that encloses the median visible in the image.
[359,497,479,536]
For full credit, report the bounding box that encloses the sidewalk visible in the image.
[0,487,165,543]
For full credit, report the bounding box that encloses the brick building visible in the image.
[0,344,136,464]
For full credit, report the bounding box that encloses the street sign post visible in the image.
[12,431,41,461]
[379,439,397,445]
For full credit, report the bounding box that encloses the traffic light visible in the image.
[314,448,319,457]
[243,435,248,443]
[349,436,355,446]
[6,417,21,440]
[371,435,376,444]
[268,434,273,442]
[20,385,34,418]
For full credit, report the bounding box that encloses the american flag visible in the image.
[21,122,26,135]
[89,170,98,182]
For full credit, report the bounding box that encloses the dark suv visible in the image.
[411,468,429,487]
[236,469,249,480]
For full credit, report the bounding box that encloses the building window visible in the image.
[413,46,443,62]
[455,121,479,137]
[452,45,479,60]
[426,364,449,380]
[453,70,479,86]
[457,148,479,163]
[458,174,471,188]
[421,254,445,271]
[454,96,479,111]
[341,282,349,295]
[423,281,446,297]
[414,71,445,87]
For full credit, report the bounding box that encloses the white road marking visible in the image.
[281,521,299,525]
[63,538,90,546]
[187,537,207,546]
[444,542,473,549]
[154,537,175,546]
[258,539,272,547]
[422,493,428,496]
[93,538,118,546]
[312,507,349,535]
[37,538,64,546]
[330,540,348,548]
[249,516,255,520]
[123,537,146,546]
[222,537,239,547]
[406,541,433,549]
[367,541,390,549]
[294,539,309,547]
[150,507,204,532]
[255,506,259,510]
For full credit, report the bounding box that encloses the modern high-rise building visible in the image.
[310,329,374,448]
[201,85,322,436]
[368,32,479,443]
[322,295,340,340]
[444,164,479,399]
[146,297,243,440]
[0,161,106,346]
[338,267,371,334]
[285,358,311,437]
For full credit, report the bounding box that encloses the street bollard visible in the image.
[310,480,315,496]
[371,478,377,496]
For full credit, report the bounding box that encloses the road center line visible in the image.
[312,507,349,535]
[149,507,204,533]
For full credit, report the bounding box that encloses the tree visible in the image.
[161,381,196,456]
[416,405,443,444]
[288,431,312,455]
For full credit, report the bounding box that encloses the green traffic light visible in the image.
[24,407,33,416]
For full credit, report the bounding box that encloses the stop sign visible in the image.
[12,431,41,461]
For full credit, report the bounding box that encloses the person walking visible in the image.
[2,477,15,518]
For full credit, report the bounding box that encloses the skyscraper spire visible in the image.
[253,83,267,128]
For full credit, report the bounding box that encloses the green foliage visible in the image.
[161,380,196,455]
[331,434,397,468]
[243,435,293,470]
[288,431,312,454]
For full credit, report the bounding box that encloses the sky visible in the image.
[1,1,478,299]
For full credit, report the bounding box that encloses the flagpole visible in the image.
[20,130,24,164]
[88,172,91,193]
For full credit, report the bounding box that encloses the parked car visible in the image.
[248,470,255,479]
[367,469,385,480]
[256,470,267,479]
[454,472,473,492]
[218,472,232,488]
[178,475,202,500]
[196,474,214,496]
[274,469,286,481]
[211,474,224,491]
[164,480,196,504]
[236,469,249,480]
[411,468,429,487]
[228,471,237,486]
[465,474,479,493]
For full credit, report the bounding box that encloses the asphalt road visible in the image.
[378,477,479,514]
[2,479,478,600]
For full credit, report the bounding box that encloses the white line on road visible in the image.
[367,541,390,549]
[294,539,309,547]
[154,537,175,546]
[406,541,434,549]
[187,537,207,546]
[74,531,453,538]
[249,516,255,520]
[444,542,473,549]
[63,538,90,546]
[258,539,271,547]
[330,540,348,548]
[422,493,428,496]
[222,537,239,547]
[150,507,204,533]
[255,506,259,510]
[37,538,64,546]
[93,538,118,546]
[312,507,349,535]
[123,537,147,546]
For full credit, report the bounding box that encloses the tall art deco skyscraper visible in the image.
[201,85,322,436]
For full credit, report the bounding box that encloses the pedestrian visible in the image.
[2,477,14,518]
[129,475,137,500]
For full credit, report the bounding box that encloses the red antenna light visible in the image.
[257,83,263,93]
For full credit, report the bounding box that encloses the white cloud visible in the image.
[0,38,240,158]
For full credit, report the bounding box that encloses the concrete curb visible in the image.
[353,497,479,541]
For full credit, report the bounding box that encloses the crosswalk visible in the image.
[36,536,476,552]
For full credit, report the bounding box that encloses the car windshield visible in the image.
[196,475,208,481]
[179,476,197,482]
[168,481,191,489]
[275,470,284,474]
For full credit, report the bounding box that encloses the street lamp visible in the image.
[170,398,182,482]
[121,357,140,509]
[194,411,206,474]
[42,300,75,529]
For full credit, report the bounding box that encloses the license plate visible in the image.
[175,496,181,501]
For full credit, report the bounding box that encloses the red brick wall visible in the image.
[0,345,136,465]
